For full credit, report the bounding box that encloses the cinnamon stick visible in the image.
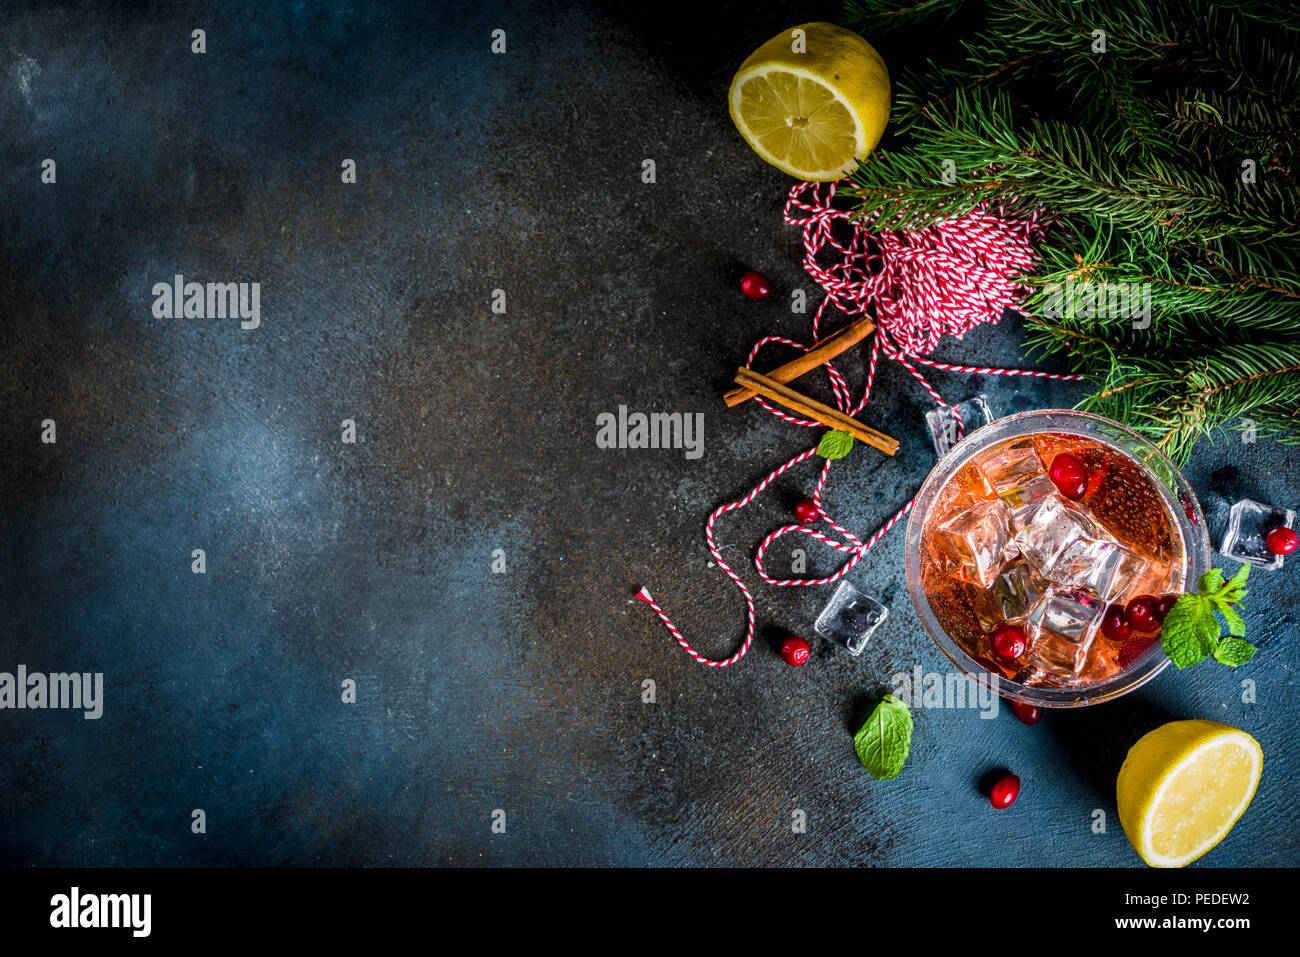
[723,314,875,407]
[733,368,899,456]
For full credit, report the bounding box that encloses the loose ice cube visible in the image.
[925,395,996,457]
[1220,498,1296,570]
[814,580,889,656]
[934,498,1016,588]
[1024,586,1106,679]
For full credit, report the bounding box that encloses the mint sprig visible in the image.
[853,694,913,780]
[1213,637,1257,667]
[1161,565,1256,669]
[816,430,854,460]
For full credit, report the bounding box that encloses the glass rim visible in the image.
[904,408,1211,707]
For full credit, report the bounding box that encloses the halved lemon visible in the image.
[728,22,890,181]
[1116,720,1262,868]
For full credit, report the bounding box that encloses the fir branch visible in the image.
[890,50,1046,131]
[1029,229,1300,316]
[842,0,968,32]
[1024,313,1300,461]
[849,89,1268,243]
[840,0,1300,459]
[1176,7,1300,103]
[1200,243,1300,300]
[1155,89,1300,155]
[1202,0,1300,33]
[988,0,1180,57]
[1085,60,1162,159]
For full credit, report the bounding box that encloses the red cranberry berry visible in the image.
[740,271,772,301]
[1125,595,1160,632]
[1118,632,1160,669]
[1009,701,1042,725]
[793,498,819,524]
[1100,604,1131,643]
[991,624,1027,662]
[1153,593,1179,622]
[780,636,811,667]
[1266,526,1299,556]
[1048,453,1088,501]
[990,773,1021,810]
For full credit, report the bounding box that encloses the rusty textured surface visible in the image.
[0,1,1296,867]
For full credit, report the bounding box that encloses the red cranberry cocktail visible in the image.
[905,411,1211,707]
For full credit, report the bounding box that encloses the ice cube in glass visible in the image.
[988,561,1048,624]
[934,498,1015,588]
[1048,536,1149,601]
[1012,495,1109,580]
[998,474,1057,530]
[1024,585,1106,679]
[978,437,1046,496]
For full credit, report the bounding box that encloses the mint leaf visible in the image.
[1225,563,1251,591]
[817,430,854,460]
[1161,595,1219,669]
[1218,602,1246,638]
[1198,569,1225,593]
[1165,565,1257,671]
[854,694,913,780]
[1220,564,1250,605]
[1213,637,1257,667]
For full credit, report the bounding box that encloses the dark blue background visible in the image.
[1,0,1295,866]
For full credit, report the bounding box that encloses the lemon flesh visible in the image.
[729,23,890,181]
[1117,720,1262,868]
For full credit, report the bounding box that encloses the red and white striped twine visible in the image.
[637,179,1083,667]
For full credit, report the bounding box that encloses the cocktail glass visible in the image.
[905,410,1211,707]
